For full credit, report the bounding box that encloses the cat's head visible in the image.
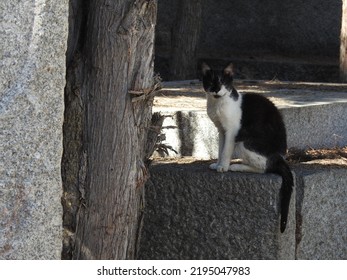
[201,62,234,98]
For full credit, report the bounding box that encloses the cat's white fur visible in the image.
[207,85,267,173]
[232,142,267,173]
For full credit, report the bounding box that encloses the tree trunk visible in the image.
[340,0,347,82]
[61,0,158,259]
[170,0,203,80]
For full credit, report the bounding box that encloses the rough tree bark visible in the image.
[170,0,203,80]
[61,0,158,259]
[340,0,347,82]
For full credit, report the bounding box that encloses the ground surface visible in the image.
[154,79,347,111]
[152,148,347,169]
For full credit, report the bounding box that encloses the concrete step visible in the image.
[153,80,347,159]
[138,159,347,260]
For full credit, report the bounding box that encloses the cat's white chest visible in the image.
[207,91,242,133]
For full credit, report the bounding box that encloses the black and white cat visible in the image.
[201,62,293,233]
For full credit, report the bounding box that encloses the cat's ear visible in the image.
[223,63,234,77]
[201,62,211,76]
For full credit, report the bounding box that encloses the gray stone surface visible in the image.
[139,161,296,260]
[138,160,347,260]
[295,165,347,259]
[154,81,347,159]
[156,0,341,81]
[0,0,68,259]
[280,98,347,150]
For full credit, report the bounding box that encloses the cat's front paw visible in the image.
[210,162,229,172]
[209,163,219,170]
[216,164,229,173]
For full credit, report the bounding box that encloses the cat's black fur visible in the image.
[202,62,293,233]
[236,93,287,156]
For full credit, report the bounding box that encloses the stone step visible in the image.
[294,163,347,259]
[138,159,347,260]
[153,80,347,159]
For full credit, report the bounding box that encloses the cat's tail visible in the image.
[266,154,293,233]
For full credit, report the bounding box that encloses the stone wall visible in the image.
[139,161,347,260]
[0,0,68,259]
[295,166,347,259]
[155,0,342,81]
[139,162,296,260]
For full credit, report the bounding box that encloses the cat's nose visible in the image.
[213,93,221,98]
